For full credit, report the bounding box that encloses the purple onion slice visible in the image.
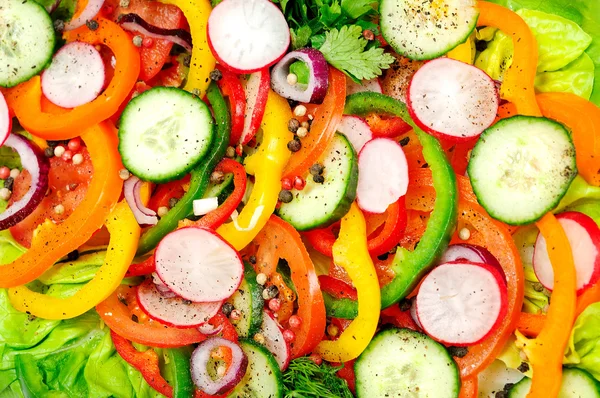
[124,176,158,225]
[440,243,506,283]
[0,135,50,231]
[191,337,248,395]
[64,0,105,31]
[271,48,329,104]
[118,13,193,52]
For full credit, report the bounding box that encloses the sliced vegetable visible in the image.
[65,0,105,30]
[336,115,373,153]
[0,0,55,88]
[356,138,408,214]
[416,261,508,346]
[271,48,329,104]
[207,0,290,73]
[192,197,219,217]
[354,328,460,398]
[440,243,505,283]
[137,280,222,328]
[0,92,10,146]
[379,0,478,60]
[345,77,382,96]
[225,264,264,338]
[239,69,270,146]
[533,211,600,294]
[191,337,248,395]
[226,340,283,398]
[118,13,192,51]
[214,64,246,146]
[508,368,600,398]
[468,116,577,225]
[124,176,158,226]
[259,310,291,370]
[407,58,499,141]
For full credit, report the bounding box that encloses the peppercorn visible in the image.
[131,314,139,323]
[182,299,193,305]
[363,29,375,41]
[210,171,225,184]
[86,20,99,31]
[447,346,469,358]
[399,137,410,147]
[399,298,412,312]
[494,392,508,398]
[53,19,65,33]
[313,174,325,184]
[517,362,530,373]
[263,285,279,299]
[221,302,234,316]
[209,69,223,81]
[67,250,80,261]
[168,197,179,209]
[249,255,257,264]
[287,118,300,133]
[182,54,191,68]
[309,163,325,176]
[532,282,544,292]
[132,35,143,47]
[278,190,293,204]
[287,139,302,152]
[4,177,13,191]
[44,147,55,158]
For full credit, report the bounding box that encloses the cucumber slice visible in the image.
[468,116,577,225]
[277,133,358,231]
[355,328,460,398]
[509,368,600,398]
[227,340,283,398]
[226,264,264,338]
[0,0,55,88]
[379,0,478,60]
[119,87,214,183]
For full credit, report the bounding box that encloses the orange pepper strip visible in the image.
[5,18,140,140]
[477,2,541,117]
[282,68,346,179]
[517,214,577,398]
[459,377,478,398]
[0,122,123,288]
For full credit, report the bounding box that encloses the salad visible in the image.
[0,0,599,396]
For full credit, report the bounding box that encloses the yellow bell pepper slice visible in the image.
[314,203,381,362]
[7,201,140,320]
[159,0,215,97]
[447,33,475,64]
[217,90,292,250]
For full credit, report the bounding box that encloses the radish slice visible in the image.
[533,211,600,294]
[357,138,409,214]
[407,58,499,142]
[239,70,270,145]
[336,115,373,153]
[409,300,422,329]
[137,280,222,328]
[0,92,11,147]
[259,311,290,370]
[64,0,105,31]
[152,273,177,299]
[155,227,244,302]
[346,77,383,96]
[440,243,506,284]
[416,261,508,346]
[41,42,105,109]
[207,0,290,73]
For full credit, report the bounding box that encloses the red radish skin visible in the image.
[239,69,270,145]
[41,42,106,109]
[137,280,222,328]
[336,115,373,153]
[155,227,244,303]
[357,138,409,214]
[0,92,11,146]
[440,243,506,285]
[207,0,290,73]
[259,310,291,370]
[346,77,383,96]
[407,58,499,142]
[416,261,508,346]
[533,211,600,294]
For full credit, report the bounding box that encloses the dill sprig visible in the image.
[282,357,354,398]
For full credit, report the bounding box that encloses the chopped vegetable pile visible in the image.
[0,0,600,397]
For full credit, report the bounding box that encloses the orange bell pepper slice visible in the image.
[5,17,140,140]
[252,215,327,358]
[459,377,478,398]
[477,1,541,117]
[282,68,346,180]
[0,122,123,288]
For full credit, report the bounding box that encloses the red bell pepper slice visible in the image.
[364,113,411,138]
[304,197,407,257]
[239,69,270,146]
[214,65,246,146]
[147,175,191,212]
[318,275,358,301]
[380,304,420,331]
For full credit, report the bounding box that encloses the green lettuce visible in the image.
[535,53,595,99]
[486,0,600,105]
[564,302,600,380]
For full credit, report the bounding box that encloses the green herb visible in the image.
[320,25,395,82]
[282,357,354,398]
[289,61,310,85]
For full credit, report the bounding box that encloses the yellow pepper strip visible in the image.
[477,1,541,117]
[314,203,380,362]
[447,33,475,64]
[159,0,215,97]
[7,201,140,320]
[217,90,292,250]
[515,213,577,398]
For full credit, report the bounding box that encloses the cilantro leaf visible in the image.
[341,0,377,19]
[291,25,313,49]
[319,25,394,81]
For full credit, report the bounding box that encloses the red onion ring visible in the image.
[440,243,506,283]
[191,337,248,395]
[46,0,63,13]
[124,176,158,225]
[271,48,329,104]
[118,13,193,52]
[0,135,50,230]
[197,322,224,336]
[64,0,105,31]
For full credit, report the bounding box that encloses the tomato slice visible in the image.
[9,147,93,247]
[105,0,185,81]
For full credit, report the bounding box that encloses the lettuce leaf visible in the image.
[486,0,600,105]
[535,53,595,99]
[564,302,600,380]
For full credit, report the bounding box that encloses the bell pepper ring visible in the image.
[314,203,380,363]
[8,201,139,319]
[0,122,123,288]
[214,64,246,145]
[5,18,140,140]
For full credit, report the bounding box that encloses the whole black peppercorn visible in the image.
[399,298,412,312]
[45,147,55,158]
[517,362,530,373]
[287,139,302,152]
[53,19,65,33]
[313,174,325,184]
[86,20,99,31]
[67,250,80,261]
[278,190,293,203]
[221,302,234,316]
[209,69,223,81]
[309,163,324,176]
[131,314,139,323]
[399,137,410,147]
[265,285,279,299]
[287,118,300,133]
[4,177,13,191]
[494,392,508,398]
[447,346,469,358]
[249,255,257,264]
[168,197,179,209]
